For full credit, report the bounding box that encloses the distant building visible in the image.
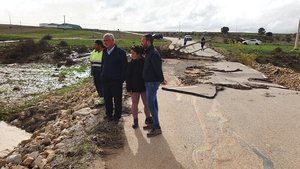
[39,23,82,29]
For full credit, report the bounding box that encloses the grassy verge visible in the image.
[211,42,300,71]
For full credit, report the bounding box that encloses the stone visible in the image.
[54,143,65,149]
[6,154,22,165]
[11,165,28,169]
[0,159,7,167]
[52,136,65,144]
[41,137,51,146]
[73,107,93,116]
[44,150,55,163]
[28,151,39,159]
[11,119,21,126]
[21,157,34,167]
[20,138,32,146]
[32,156,47,169]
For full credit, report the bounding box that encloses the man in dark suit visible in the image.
[102,33,127,123]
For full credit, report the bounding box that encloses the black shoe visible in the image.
[147,128,162,137]
[143,124,153,130]
[132,118,139,129]
[145,117,153,125]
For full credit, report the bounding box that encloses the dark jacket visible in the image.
[101,45,127,82]
[126,58,146,92]
[143,45,164,82]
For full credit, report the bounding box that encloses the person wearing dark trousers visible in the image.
[102,33,127,123]
[201,37,206,51]
[126,45,153,129]
[90,40,105,107]
[141,34,167,137]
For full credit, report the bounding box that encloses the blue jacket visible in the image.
[101,45,127,82]
[143,45,164,82]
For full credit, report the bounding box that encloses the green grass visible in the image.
[212,43,297,56]
[0,29,102,40]
[211,42,300,72]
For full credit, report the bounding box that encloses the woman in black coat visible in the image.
[126,45,153,129]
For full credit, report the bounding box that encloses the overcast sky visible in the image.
[1,0,300,33]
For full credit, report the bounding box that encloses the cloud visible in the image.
[1,0,299,33]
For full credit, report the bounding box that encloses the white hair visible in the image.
[103,33,115,40]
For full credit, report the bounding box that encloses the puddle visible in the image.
[0,121,32,158]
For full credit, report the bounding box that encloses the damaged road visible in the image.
[102,37,300,169]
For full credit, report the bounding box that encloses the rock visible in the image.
[6,154,22,165]
[73,107,92,116]
[52,136,65,144]
[73,103,89,111]
[54,143,65,150]
[11,119,21,126]
[11,165,28,169]
[41,136,51,146]
[0,159,7,167]
[32,156,47,169]
[20,138,32,146]
[13,86,21,91]
[43,150,55,163]
[60,129,70,136]
[59,120,71,130]
[28,151,39,159]
[21,157,34,167]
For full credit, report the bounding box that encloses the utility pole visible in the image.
[63,15,66,24]
[9,15,11,25]
[294,19,300,50]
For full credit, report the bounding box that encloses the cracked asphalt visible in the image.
[92,37,300,169]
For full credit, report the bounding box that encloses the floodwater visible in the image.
[0,57,90,104]
[0,121,32,158]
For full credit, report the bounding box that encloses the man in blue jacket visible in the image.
[102,33,127,123]
[141,34,167,137]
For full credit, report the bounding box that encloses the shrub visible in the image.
[58,40,68,47]
[41,34,53,40]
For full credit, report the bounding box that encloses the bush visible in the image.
[75,45,89,54]
[223,38,229,44]
[58,40,68,47]
[41,34,53,40]
[37,39,51,51]
[266,32,273,37]
[271,47,283,54]
[53,51,67,61]
[258,28,266,35]
[221,27,229,34]
[1,39,37,63]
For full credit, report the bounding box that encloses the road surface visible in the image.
[92,38,300,169]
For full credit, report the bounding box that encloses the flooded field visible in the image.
[0,55,90,104]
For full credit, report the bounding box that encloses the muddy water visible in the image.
[0,121,32,158]
[0,58,90,104]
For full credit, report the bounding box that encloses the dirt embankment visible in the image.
[252,62,300,91]
[0,39,90,65]
[0,80,127,169]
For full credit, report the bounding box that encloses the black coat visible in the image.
[143,45,164,82]
[126,58,146,92]
[101,45,127,82]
